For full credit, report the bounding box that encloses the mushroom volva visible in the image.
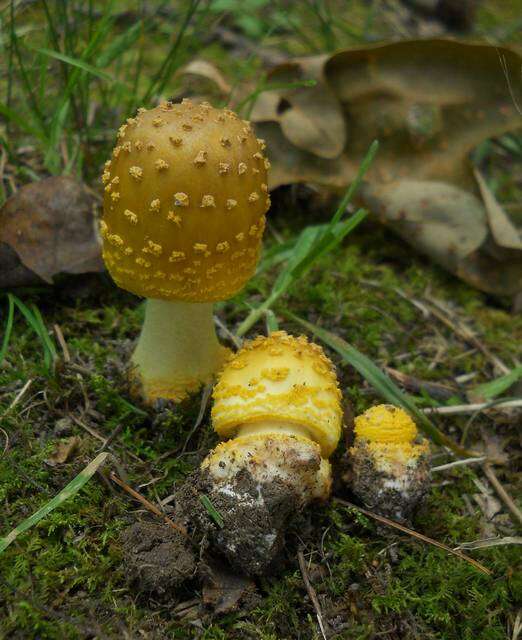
[100,100,270,403]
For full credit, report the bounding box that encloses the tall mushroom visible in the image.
[100,100,270,403]
[178,331,342,575]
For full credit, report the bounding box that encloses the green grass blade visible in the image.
[29,46,118,83]
[10,296,56,370]
[0,452,109,555]
[30,303,57,361]
[472,366,522,400]
[142,0,204,103]
[199,494,224,528]
[289,312,474,457]
[0,294,15,365]
[237,141,378,336]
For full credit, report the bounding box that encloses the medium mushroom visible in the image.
[100,100,270,403]
[179,331,342,575]
[350,404,430,524]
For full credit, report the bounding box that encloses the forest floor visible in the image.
[1,2,521,639]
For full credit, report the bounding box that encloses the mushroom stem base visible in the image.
[130,299,229,404]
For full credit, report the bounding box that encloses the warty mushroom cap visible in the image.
[100,100,270,303]
[211,331,343,458]
[353,404,429,468]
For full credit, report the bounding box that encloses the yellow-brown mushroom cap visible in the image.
[211,331,343,457]
[353,404,429,467]
[100,100,270,302]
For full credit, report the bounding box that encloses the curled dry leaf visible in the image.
[247,39,522,296]
[45,436,81,467]
[201,557,257,615]
[0,176,103,288]
[176,59,232,100]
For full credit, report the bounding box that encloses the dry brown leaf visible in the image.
[0,176,103,287]
[252,58,345,159]
[248,39,522,296]
[175,59,232,100]
[45,436,81,467]
[202,558,256,614]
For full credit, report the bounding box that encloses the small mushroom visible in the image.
[194,331,342,575]
[100,100,270,404]
[350,404,430,524]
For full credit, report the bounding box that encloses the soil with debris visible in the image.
[175,467,306,576]
[348,444,431,525]
[120,521,196,595]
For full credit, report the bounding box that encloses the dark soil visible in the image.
[175,467,306,576]
[120,521,196,596]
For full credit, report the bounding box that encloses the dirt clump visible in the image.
[120,521,196,595]
[176,468,304,577]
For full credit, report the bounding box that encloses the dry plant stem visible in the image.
[423,400,522,415]
[297,550,327,640]
[333,497,492,576]
[431,456,487,472]
[423,297,510,375]
[1,379,33,421]
[53,323,70,362]
[109,471,188,537]
[132,299,226,401]
[482,463,522,527]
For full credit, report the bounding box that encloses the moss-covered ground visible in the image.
[1,1,521,638]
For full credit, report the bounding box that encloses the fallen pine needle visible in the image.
[333,497,492,576]
[109,471,188,537]
[298,549,327,640]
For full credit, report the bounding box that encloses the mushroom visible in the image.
[350,404,430,524]
[100,100,270,403]
[181,331,342,575]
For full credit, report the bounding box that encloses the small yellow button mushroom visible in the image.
[194,331,342,575]
[350,404,430,524]
[100,100,270,404]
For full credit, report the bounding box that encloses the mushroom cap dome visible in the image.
[100,100,270,302]
[354,404,418,444]
[211,331,342,457]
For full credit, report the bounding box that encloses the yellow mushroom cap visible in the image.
[100,100,270,302]
[211,331,342,457]
[352,404,429,467]
[354,404,417,444]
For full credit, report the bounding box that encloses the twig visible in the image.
[53,324,71,362]
[422,297,510,375]
[0,426,9,456]
[0,379,33,421]
[431,456,487,472]
[109,471,188,537]
[482,463,522,527]
[99,422,124,452]
[297,549,328,640]
[214,314,242,350]
[333,497,492,576]
[385,367,459,401]
[423,399,522,415]
[181,383,213,454]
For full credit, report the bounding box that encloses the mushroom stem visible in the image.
[130,299,229,403]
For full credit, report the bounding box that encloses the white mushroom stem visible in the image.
[131,299,227,402]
